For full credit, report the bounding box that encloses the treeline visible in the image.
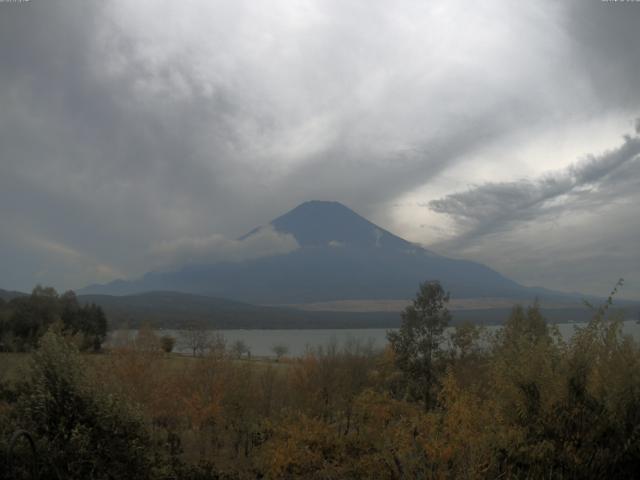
[2,281,640,478]
[0,285,107,352]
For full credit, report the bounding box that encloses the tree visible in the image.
[135,324,160,353]
[4,287,107,352]
[387,281,451,410]
[449,321,483,360]
[77,302,108,352]
[271,344,289,361]
[8,286,61,350]
[16,330,154,479]
[231,339,250,359]
[0,297,10,349]
[58,291,107,351]
[209,332,227,358]
[182,322,212,357]
[160,335,176,353]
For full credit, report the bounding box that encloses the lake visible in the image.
[108,319,640,358]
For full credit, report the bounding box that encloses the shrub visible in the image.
[160,335,176,354]
[14,329,156,480]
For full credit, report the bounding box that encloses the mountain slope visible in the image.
[269,200,413,250]
[79,201,545,302]
[0,288,28,301]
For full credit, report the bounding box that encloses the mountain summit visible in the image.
[81,201,531,303]
[266,200,412,250]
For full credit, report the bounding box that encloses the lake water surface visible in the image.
[109,320,640,357]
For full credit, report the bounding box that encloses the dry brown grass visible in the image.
[0,352,31,386]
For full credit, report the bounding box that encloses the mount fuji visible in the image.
[80,201,556,304]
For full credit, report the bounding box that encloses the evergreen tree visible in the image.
[387,281,451,410]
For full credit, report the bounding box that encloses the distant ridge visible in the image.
[79,201,585,304]
[3,288,638,330]
[77,290,400,329]
[76,291,637,329]
[0,288,28,301]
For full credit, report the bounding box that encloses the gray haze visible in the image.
[1,0,639,299]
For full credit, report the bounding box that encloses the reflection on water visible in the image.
[108,320,640,358]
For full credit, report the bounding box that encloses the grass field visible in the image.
[0,352,31,386]
[0,350,289,388]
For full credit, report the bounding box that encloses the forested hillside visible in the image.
[0,286,107,352]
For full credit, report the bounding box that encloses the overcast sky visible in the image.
[1,0,639,299]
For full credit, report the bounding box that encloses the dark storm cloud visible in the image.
[272,117,519,211]
[565,1,640,109]
[0,1,248,278]
[426,124,640,299]
[0,0,639,295]
[428,131,640,248]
